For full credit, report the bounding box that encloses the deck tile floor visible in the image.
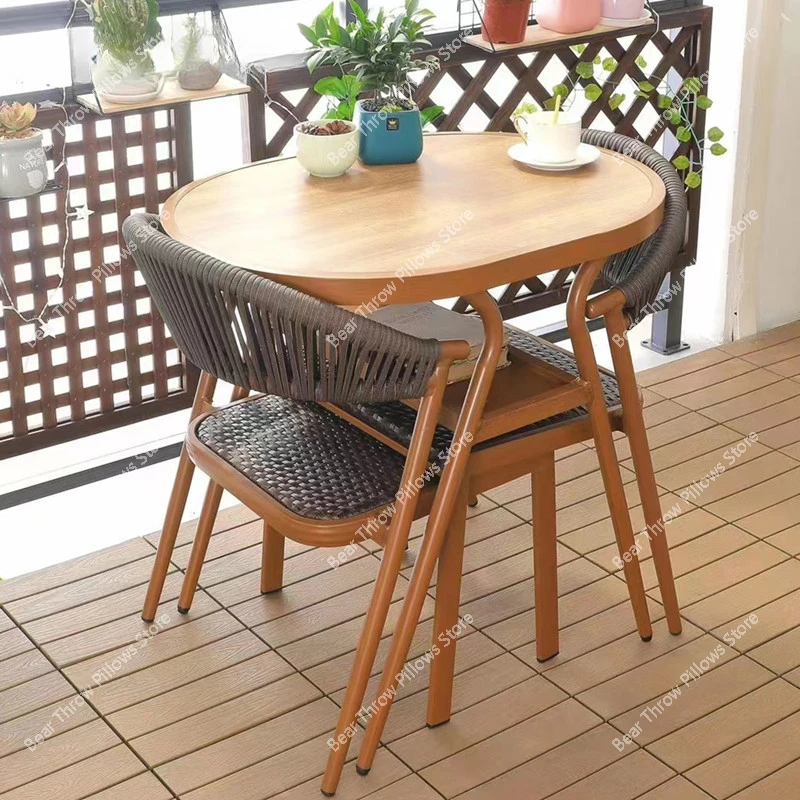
[3,322,800,799]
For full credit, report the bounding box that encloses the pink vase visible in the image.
[535,0,602,34]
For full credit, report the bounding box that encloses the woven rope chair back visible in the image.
[122,214,440,403]
[581,130,688,327]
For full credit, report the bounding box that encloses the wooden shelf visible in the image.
[76,74,250,116]
[465,20,656,53]
[405,342,593,443]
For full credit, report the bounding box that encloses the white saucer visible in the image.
[599,10,653,27]
[508,142,601,172]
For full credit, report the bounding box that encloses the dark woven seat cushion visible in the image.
[196,396,408,520]
[340,328,622,469]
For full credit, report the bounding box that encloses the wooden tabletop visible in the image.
[161,132,665,305]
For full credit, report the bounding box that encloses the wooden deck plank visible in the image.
[0,744,145,800]
[0,538,155,605]
[4,328,800,800]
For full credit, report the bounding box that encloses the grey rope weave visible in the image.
[581,130,688,327]
[122,213,441,403]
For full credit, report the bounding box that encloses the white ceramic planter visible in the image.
[0,130,47,199]
[294,121,360,178]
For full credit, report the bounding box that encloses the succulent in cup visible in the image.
[0,102,37,140]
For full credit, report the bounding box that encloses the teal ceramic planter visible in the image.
[354,100,423,165]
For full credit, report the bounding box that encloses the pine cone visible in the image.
[315,127,333,135]
[299,122,321,135]
[326,121,351,135]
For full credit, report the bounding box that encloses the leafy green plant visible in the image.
[300,0,439,107]
[91,0,163,70]
[518,46,726,189]
[314,75,363,120]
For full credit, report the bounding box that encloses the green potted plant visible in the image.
[300,0,443,165]
[172,13,223,91]
[90,0,165,102]
[0,102,48,199]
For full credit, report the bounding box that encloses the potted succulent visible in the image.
[90,0,165,102]
[0,102,47,199]
[172,13,223,91]
[482,0,532,45]
[300,0,442,166]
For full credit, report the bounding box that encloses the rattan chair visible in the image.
[122,211,472,786]
[345,130,687,781]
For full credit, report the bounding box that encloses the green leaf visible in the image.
[314,76,346,98]
[636,55,648,69]
[657,94,672,109]
[576,62,594,79]
[683,77,703,94]
[609,93,626,110]
[593,55,601,64]
[634,90,650,99]
[306,50,327,73]
[667,109,682,125]
[676,125,692,143]
[637,80,655,94]
[420,104,444,127]
[572,44,586,54]
[697,95,713,110]
[672,155,690,170]
[708,126,725,142]
[685,171,702,189]
[710,143,727,156]
[348,0,368,25]
[314,14,328,39]
[602,57,617,72]
[584,84,602,102]
[298,23,319,45]
[552,83,569,98]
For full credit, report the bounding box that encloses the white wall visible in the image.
[727,0,800,335]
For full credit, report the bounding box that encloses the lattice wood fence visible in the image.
[0,104,198,457]
[248,5,711,323]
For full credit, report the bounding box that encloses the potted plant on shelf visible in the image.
[300,0,443,166]
[482,0,532,46]
[172,12,223,91]
[0,102,48,199]
[535,0,602,34]
[90,0,165,103]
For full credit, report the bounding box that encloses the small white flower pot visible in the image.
[0,130,47,199]
[294,120,360,178]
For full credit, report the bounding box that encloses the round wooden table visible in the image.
[161,132,667,793]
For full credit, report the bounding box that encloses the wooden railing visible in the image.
[0,2,712,458]
[248,3,712,338]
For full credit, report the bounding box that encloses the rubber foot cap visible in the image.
[141,615,154,623]
[670,629,683,636]
[320,789,335,797]
[641,634,653,642]
[177,606,190,615]
[536,651,559,664]
[356,765,370,776]
[426,718,450,729]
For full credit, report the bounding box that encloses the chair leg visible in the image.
[426,484,469,728]
[141,372,217,623]
[567,261,652,641]
[532,454,559,662]
[606,309,682,635]
[177,479,223,613]
[355,291,504,778]
[261,522,285,594]
[321,361,452,797]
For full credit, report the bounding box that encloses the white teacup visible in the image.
[514,111,582,164]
